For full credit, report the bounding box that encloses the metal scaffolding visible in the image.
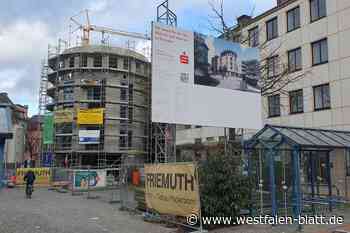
[38,60,49,116]
[150,0,178,163]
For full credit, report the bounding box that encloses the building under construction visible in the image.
[45,44,151,168]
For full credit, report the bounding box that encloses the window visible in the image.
[267,56,279,78]
[346,150,350,176]
[63,87,74,101]
[121,76,128,86]
[288,47,302,72]
[312,38,328,66]
[123,58,129,70]
[81,55,88,67]
[120,88,127,101]
[69,56,75,68]
[109,55,118,69]
[219,136,226,143]
[206,137,215,142]
[87,87,101,100]
[310,0,326,22]
[195,126,202,128]
[248,26,259,47]
[119,130,127,148]
[120,105,128,118]
[314,84,330,110]
[128,131,132,148]
[287,6,300,32]
[268,94,281,117]
[289,89,304,114]
[195,138,202,144]
[184,125,191,129]
[93,55,102,67]
[58,60,65,69]
[136,61,142,73]
[266,17,278,41]
[129,84,134,103]
[129,108,133,123]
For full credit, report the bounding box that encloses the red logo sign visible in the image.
[180,52,189,64]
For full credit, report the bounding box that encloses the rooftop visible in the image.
[246,124,350,149]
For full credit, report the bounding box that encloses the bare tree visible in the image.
[207,0,307,97]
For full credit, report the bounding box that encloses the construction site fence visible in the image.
[119,163,146,211]
[70,167,121,204]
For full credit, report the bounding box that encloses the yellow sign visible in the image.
[145,163,200,217]
[54,109,73,123]
[77,108,104,125]
[16,168,51,186]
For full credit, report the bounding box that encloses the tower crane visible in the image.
[70,9,150,46]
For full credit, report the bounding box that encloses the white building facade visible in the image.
[241,0,350,130]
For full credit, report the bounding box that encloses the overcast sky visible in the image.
[0,0,276,116]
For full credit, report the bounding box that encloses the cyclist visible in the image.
[23,170,36,198]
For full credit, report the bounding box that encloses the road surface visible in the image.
[0,187,173,233]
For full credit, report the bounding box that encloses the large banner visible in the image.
[145,163,200,217]
[16,168,51,186]
[54,109,73,123]
[73,170,106,190]
[78,130,100,144]
[77,108,104,125]
[43,115,54,144]
[152,22,262,129]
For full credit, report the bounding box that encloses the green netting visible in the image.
[43,114,54,145]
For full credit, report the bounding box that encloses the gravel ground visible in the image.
[0,187,174,233]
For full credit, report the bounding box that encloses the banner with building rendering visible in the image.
[152,22,262,129]
[54,109,73,123]
[77,108,104,125]
[145,163,200,217]
[73,170,106,190]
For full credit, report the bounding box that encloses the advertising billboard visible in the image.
[145,163,200,217]
[78,130,100,144]
[73,170,106,190]
[152,22,262,129]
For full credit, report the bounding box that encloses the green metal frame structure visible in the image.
[245,124,350,219]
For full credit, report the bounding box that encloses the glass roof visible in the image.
[247,125,350,149]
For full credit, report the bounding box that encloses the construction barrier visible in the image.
[16,167,51,186]
[51,167,71,187]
